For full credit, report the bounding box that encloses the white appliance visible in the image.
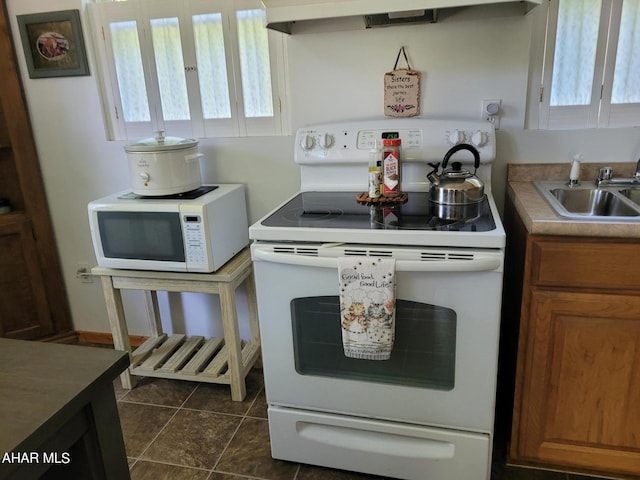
[125,132,203,196]
[249,118,505,480]
[89,184,249,273]
[261,0,542,33]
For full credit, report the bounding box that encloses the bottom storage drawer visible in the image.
[530,237,640,289]
[268,405,491,480]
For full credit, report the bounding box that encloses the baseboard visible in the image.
[40,331,79,344]
[75,330,148,347]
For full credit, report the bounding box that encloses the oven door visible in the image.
[251,242,504,433]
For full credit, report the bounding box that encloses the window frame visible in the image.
[88,0,290,141]
[526,0,640,130]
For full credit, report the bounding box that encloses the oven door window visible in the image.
[97,211,185,262]
[291,296,456,390]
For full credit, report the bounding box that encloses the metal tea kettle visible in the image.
[427,143,484,206]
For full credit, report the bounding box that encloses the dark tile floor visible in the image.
[113,369,604,480]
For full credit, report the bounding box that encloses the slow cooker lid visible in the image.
[125,131,198,152]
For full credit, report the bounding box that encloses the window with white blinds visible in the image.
[88,0,289,141]
[528,0,640,129]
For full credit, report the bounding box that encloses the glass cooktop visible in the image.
[261,191,496,232]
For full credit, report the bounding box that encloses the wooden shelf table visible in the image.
[92,248,260,401]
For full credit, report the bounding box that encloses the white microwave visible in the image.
[88,184,249,273]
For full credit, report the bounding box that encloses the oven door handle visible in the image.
[252,249,501,272]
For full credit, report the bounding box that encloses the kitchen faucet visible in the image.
[594,159,640,187]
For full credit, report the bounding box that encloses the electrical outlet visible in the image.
[75,262,93,283]
[481,99,502,129]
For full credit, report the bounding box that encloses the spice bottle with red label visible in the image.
[382,139,401,197]
[368,140,382,198]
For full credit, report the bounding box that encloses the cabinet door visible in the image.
[513,289,640,475]
[0,4,72,339]
[0,216,54,339]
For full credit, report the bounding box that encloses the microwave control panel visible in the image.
[182,214,207,265]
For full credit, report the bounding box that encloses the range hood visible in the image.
[262,0,542,33]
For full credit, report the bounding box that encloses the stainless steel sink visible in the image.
[550,188,639,216]
[534,182,640,220]
[620,188,640,206]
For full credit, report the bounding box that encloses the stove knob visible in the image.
[139,171,150,182]
[300,134,315,151]
[447,129,464,145]
[471,130,488,147]
[319,133,334,149]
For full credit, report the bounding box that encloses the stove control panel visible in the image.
[295,118,495,165]
[356,129,423,149]
[445,129,491,147]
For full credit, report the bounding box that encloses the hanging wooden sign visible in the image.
[384,47,421,117]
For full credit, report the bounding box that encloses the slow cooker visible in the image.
[125,131,203,196]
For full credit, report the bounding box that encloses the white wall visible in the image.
[6,0,640,338]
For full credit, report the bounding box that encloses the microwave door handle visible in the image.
[252,249,501,272]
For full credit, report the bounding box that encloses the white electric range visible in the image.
[249,118,505,480]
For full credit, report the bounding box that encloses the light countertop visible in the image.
[507,163,640,238]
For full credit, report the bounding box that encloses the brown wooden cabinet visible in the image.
[0,4,72,341]
[504,195,640,478]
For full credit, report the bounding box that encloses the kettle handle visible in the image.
[442,144,480,172]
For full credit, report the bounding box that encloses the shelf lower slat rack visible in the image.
[131,334,260,382]
[92,247,261,401]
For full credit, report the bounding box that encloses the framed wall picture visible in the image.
[16,9,89,79]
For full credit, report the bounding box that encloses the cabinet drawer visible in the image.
[530,238,640,289]
[268,406,491,480]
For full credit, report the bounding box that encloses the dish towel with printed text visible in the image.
[338,256,396,360]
